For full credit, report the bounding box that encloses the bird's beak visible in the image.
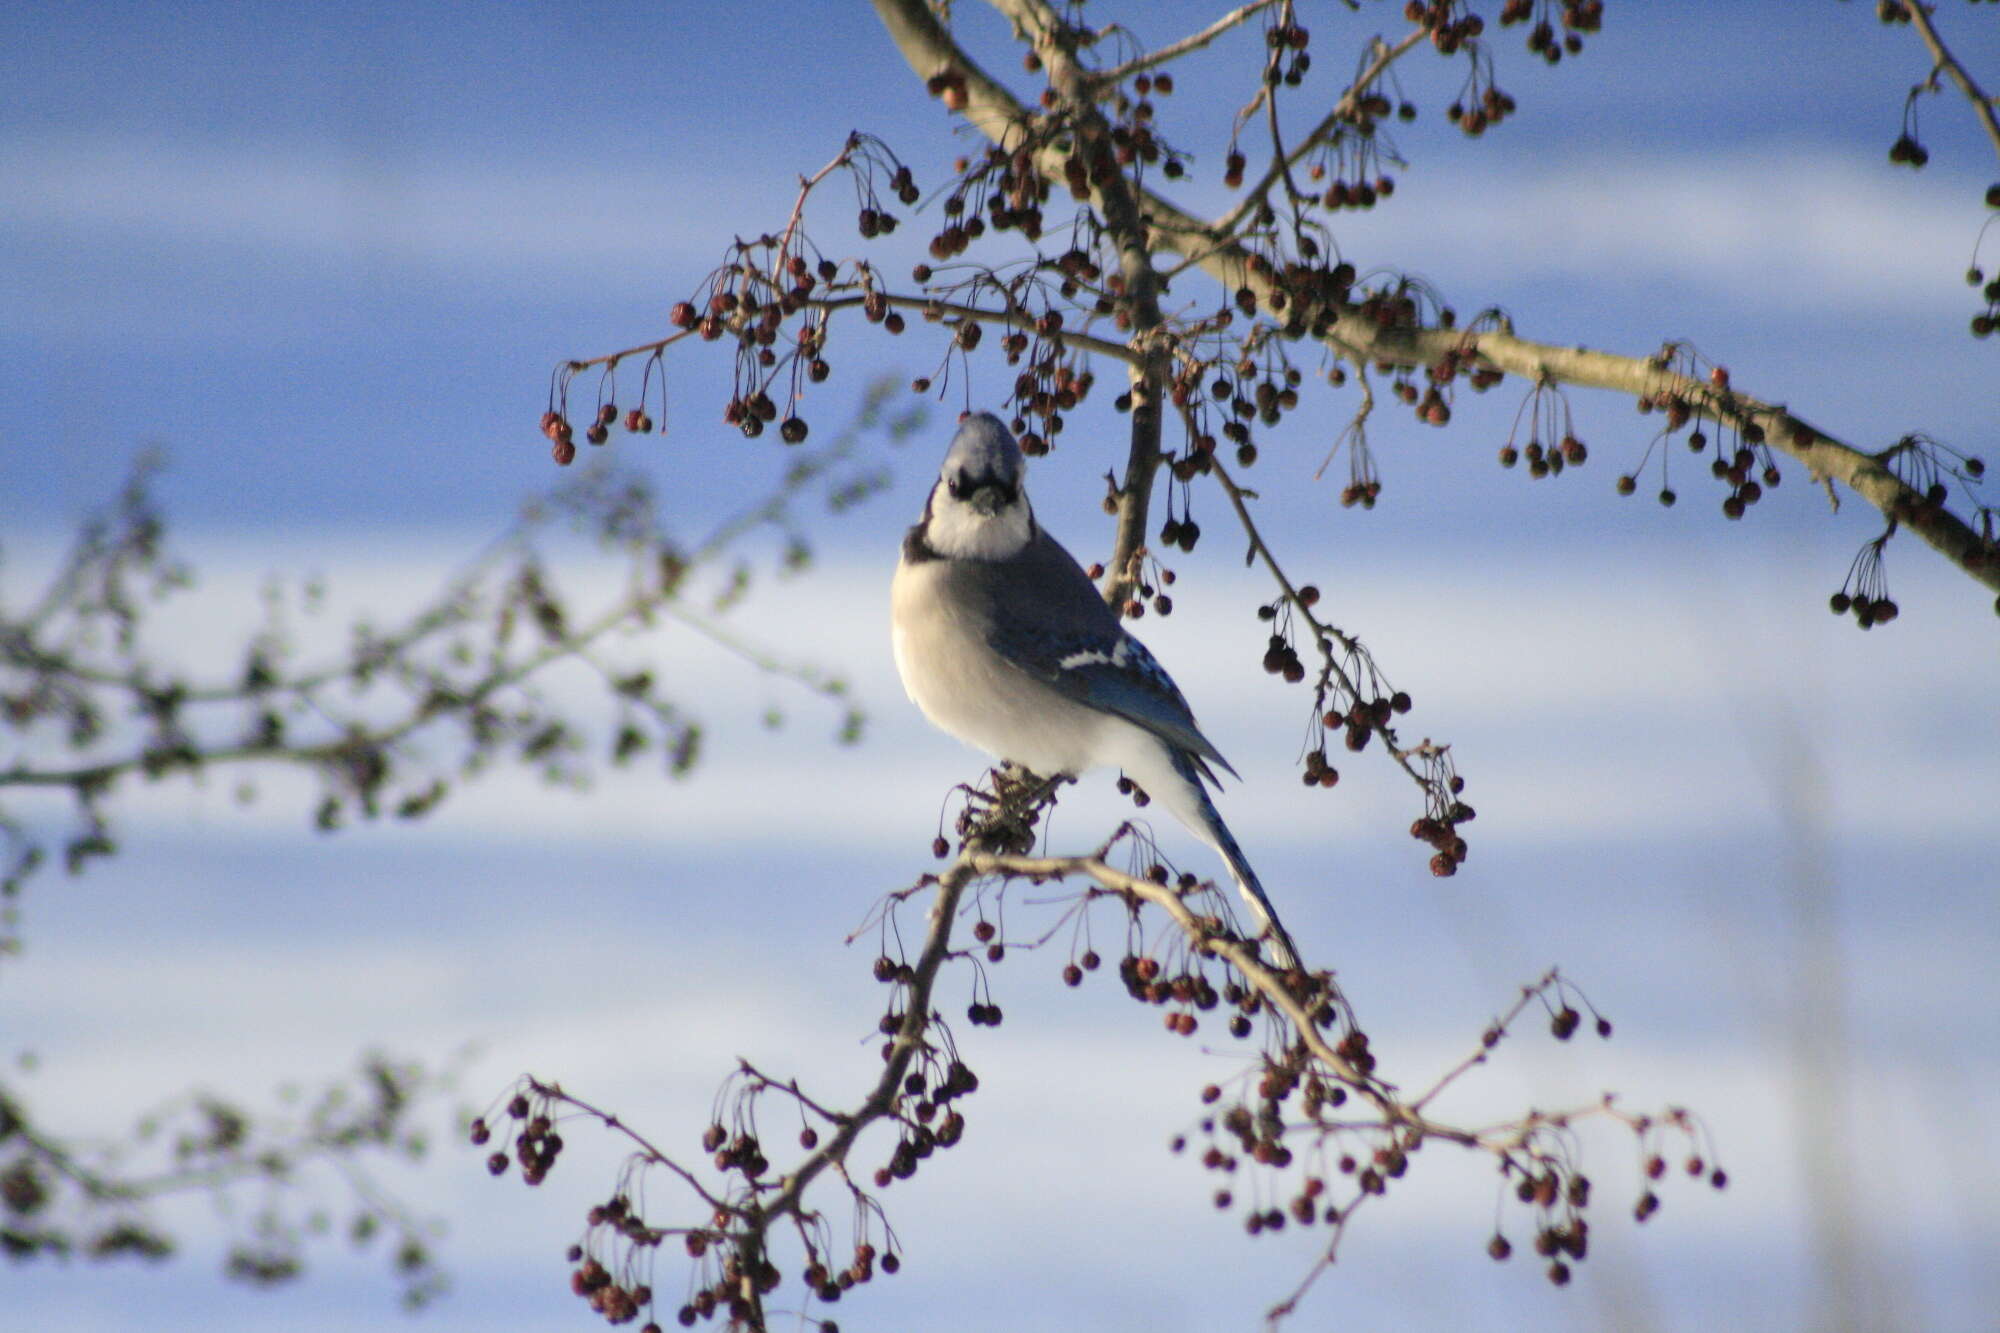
[967,485,1008,516]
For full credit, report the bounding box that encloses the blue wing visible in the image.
[988,620,1238,782]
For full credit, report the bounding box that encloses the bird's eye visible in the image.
[946,475,970,500]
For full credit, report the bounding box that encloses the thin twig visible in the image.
[1209,30,1428,242]
[1905,2,2000,165]
[564,291,1140,377]
[1090,0,1286,88]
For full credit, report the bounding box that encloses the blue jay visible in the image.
[891,412,1301,970]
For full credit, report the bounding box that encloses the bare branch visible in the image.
[1090,0,1288,88]
[1905,2,2000,165]
[1,1054,451,1306]
[563,290,1142,380]
[1208,29,1429,241]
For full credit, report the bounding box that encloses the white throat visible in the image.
[924,484,1033,561]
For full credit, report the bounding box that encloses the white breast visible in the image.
[890,556,1106,777]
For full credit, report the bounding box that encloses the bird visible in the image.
[890,411,1301,970]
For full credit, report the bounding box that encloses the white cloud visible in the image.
[1294,149,1981,311]
[0,133,779,277]
[6,134,1979,318]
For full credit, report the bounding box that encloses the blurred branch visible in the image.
[0,384,923,958]
[1,1052,456,1308]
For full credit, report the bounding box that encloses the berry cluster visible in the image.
[1492,1159,1595,1286]
[941,55,1180,251]
[861,958,982,1184]
[1888,81,1931,170]
[1446,75,1517,137]
[1157,505,1203,558]
[566,1217,654,1327]
[1250,588,1469,875]
[475,1034,925,1330]
[472,1091,564,1186]
[1316,166,1398,210]
[1090,69,1183,184]
[930,142,1049,254]
[1254,598,1310,685]
[668,238,845,444]
[1498,0,1605,64]
[1170,332,1326,470]
[903,259,1101,452]
[1467,977,1725,1289]
[1830,528,1899,629]
[1122,944,1222,1037]
[1967,199,2000,338]
[654,1223,898,1330]
[1325,690,1415,755]
[1259,15,1315,87]
[1332,422,1384,509]
[1497,378,1588,480]
[1300,83,1411,210]
[1881,431,1987,527]
[1408,751,1475,878]
[1175,1028,1413,1244]
[1498,435,1587,475]
[1887,131,1929,168]
[1086,546,1176,620]
[541,383,665,464]
[1417,334,1504,420]
[540,410,577,466]
[539,389,663,466]
[1407,1,1487,56]
[1252,244,1360,324]
[1616,353,1781,516]
[1635,1140,1730,1221]
[538,133,927,461]
[1002,337,1095,456]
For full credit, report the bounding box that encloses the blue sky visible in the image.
[6,3,2000,1331]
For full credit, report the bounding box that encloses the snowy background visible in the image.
[5,2,1998,1330]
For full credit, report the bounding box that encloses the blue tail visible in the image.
[1170,748,1302,971]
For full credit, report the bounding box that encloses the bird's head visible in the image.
[922,412,1034,559]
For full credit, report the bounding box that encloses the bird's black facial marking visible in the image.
[901,523,940,564]
[946,470,1019,506]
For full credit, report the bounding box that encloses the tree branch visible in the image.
[1089,0,1289,89]
[562,290,1141,379]
[1905,2,2000,166]
[873,0,1995,596]
[1207,29,1429,241]
[1,1054,450,1305]
[985,0,1179,607]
